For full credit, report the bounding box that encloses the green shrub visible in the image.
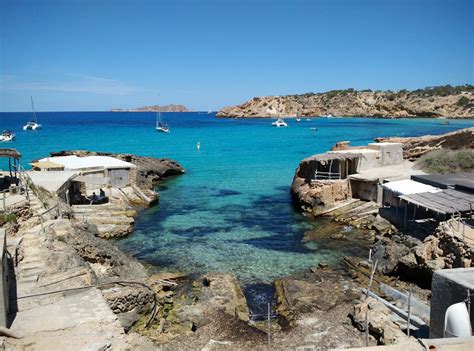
[416,149,474,173]
[456,96,470,107]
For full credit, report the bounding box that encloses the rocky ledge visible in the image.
[217,85,474,118]
[375,126,474,159]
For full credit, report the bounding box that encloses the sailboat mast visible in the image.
[31,96,37,123]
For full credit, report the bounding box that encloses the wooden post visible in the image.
[413,205,416,225]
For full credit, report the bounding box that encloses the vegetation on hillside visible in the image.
[286,84,474,100]
[415,149,474,174]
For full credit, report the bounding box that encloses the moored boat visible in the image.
[0,130,15,142]
[23,97,42,131]
[272,118,288,127]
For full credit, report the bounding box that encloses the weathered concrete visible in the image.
[430,268,474,338]
[10,288,118,335]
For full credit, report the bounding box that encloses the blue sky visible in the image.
[0,0,472,111]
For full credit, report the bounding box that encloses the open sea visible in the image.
[1,112,473,311]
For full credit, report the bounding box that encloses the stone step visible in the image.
[19,267,44,279]
[20,261,45,270]
[86,216,134,225]
[95,224,131,237]
[17,275,39,285]
[16,281,37,296]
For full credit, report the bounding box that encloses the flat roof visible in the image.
[38,155,136,171]
[400,189,474,215]
[382,179,440,196]
[30,161,64,170]
[28,171,77,193]
[412,173,474,192]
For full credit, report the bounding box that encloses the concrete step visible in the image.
[20,261,45,270]
[17,275,39,285]
[19,268,44,279]
[86,216,134,225]
[95,224,131,236]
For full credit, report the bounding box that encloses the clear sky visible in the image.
[0,0,472,111]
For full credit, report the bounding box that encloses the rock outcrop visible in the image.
[291,157,351,215]
[350,297,410,345]
[375,127,474,159]
[217,85,474,118]
[111,104,191,112]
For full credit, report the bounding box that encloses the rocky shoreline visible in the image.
[216,85,474,118]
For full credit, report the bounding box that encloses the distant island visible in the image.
[216,84,474,119]
[111,104,191,112]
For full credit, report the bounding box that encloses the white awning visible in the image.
[382,179,441,196]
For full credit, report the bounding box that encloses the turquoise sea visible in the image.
[1,112,473,310]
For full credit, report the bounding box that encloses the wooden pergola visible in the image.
[0,148,21,177]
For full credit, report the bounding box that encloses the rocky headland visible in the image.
[111,104,191,112]
[217,85,474,118]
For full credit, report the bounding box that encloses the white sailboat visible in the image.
[23,97,42,131]
[155,102,170,133]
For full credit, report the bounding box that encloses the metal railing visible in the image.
[38,202,62,235]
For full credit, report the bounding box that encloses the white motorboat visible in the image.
[155,102,170,133]
[296,118,301,122]
[0,130,15,142]
[272,118,288,127]
[23,97,42,131]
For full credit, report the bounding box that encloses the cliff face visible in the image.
[111,104,191,112]
[217,86,474,118]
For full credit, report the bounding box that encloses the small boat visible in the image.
[155,96,170,133]
[0,130,15,142]
[296,118,301,122]
[306,118,311,121]
[442,120,450,125]
[23,97,42,131]
[310,127,318,131]
[272,118,288,127]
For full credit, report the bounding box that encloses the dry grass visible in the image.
[416,148,474,173]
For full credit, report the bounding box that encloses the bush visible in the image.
[456,96,470,107]
[416,149,474,173]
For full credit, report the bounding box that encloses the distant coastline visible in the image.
[216,85,474,119]
[111,104,191,112]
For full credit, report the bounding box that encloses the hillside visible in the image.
[111,104,191,112]
[216,85,474,118]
